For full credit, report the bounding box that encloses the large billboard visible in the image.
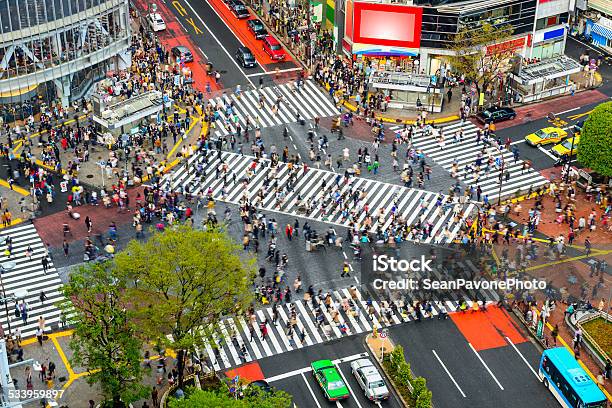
[352,3,422,49]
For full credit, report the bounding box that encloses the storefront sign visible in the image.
[486,37,526,55]
[543,27,565,41]
[351,43,419,56]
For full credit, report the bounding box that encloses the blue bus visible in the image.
[539,347,608,408]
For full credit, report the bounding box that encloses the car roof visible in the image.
[541,127,563,133]
[312,359,334,370]
[248,19,263,25]
[150,13,163,19]
[173,46,189,52]
[237,46,253,54]
[264,35,279,44]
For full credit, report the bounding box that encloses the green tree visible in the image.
[396,361,412,387]
[411,376,428,401]
[415,389,433,408]
[115,225,255,387]
[168,387,293,408]
[60,262,148,407]
[390,345,405,370]
[577,101,612,176]
[447,22,514,94]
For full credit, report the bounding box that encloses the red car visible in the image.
[262,35,285,60]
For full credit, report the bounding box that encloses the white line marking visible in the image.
[183,0,255,87]
[197,46,208,59]
[336,364,363,408]
[468,343,504,390]
[505,337,540,379]
[301,372,323,408]
[510,139,525,145]
[265,353,368,382]
[555,107,580,115]
[537,145,558,161]
[246,67,304,77]
[432,350,466,398]
[336,402,343,408]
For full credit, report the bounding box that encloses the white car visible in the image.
[350,359,390,401]
[148,13,166,31]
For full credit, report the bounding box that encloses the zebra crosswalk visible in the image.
[0,223,65,338]
[200,263,499,371]
[209,80,340,137]
[164,150,476,244]
[390,121,550,200]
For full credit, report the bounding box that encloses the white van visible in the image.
[148,13,166,32]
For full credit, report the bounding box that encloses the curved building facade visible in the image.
[0,0,131,120]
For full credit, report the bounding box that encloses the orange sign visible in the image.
[486,37,526,56]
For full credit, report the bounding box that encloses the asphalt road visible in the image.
[259,336,403,408]
[166,0,262,88]
[389,317,558,408]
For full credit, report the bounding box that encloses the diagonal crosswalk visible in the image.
[164,150,476,244]
[0,223,65,338]
[390,122,550,200]
[209,80,340,137]
[200,272,498,371]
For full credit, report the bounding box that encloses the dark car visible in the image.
[171,46,193,62]
[247,19,267,39]
[230,0,250,19]
[236,46,256,68]
[476,106,516,123]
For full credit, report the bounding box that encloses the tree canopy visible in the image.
[447,22,514,93]
[60,262,149,407]
[168,386,293,408]
[114,225,255,386]
[577,101,612,177]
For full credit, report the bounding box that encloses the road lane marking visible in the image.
[265,353,368,382]
[336,364,363,408]
[537,145,558,161]
[182,0,255,87]
[432,349,467,398]
[505,337,539,380]
[246,68,304,77]
[336,402,343,408]
[301,372,323,408]
[468,343,504,390]
[510,139,525,145]
[555,107,580,115]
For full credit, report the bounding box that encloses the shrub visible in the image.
[411,376,427,401]
[396,361,412,387]
[390,345,405,371]
[415,389,433,408]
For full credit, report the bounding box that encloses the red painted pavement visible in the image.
[32,187,143,248]
[495,90,609,130]
[225,362,265,382]
[132,0,222,92]
[206,0,297,71]
[450,306,527,351]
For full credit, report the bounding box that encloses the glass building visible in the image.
[0,0,131,121]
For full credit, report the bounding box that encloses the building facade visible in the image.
[338,0,574,75]
[0,0,131,120]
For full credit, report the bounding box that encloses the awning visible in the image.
[591,23,612,40]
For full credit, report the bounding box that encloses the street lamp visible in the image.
[0,261,25,335]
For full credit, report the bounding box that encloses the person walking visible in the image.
[62,240,69,257]
[36,328,43,346]
[151,386,159,408]
[341,261,350,277]
[41,256,49,274]
[39,291,47,304]
[85,216,93,233]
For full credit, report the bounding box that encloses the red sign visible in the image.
[353,3,422,49]
[486,37,526,56]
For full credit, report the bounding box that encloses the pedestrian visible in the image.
[41,256,49,274]
[551,324,559,346]
[89,400,95,408]
[39,291,47,304]
[605,359,611,380]
[585,237,592,256]
[36,328,43,346]
[151,386,159,408]
[85,215,93,233]
[341,261,350,277]
[63,239,69,257]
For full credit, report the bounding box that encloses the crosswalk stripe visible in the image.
[0,223,66,338]
[392,121,550,200]
[256,310,284,354]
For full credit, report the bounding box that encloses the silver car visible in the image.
[350,359,390,400]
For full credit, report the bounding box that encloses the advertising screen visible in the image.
[353,3,422,48]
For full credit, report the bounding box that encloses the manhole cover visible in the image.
[86,174,94,178]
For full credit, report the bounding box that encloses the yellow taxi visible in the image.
[524,127,568,147]
[551,135,580,158]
